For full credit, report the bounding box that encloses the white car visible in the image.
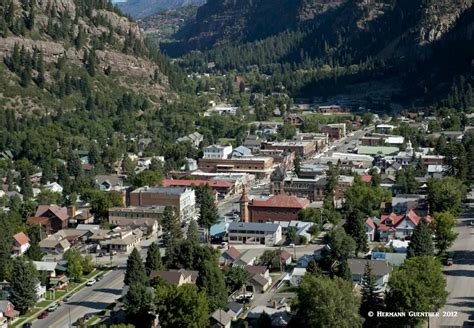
[86,279,96,286]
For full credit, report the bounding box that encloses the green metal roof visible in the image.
[357,146,399,155]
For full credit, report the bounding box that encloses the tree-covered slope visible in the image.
[118,0,204,19]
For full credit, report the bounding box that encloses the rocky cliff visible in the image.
[0,0,168,114]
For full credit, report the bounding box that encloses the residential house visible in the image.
[99,228,143,253]
[138,138,152,153]
[11,232,30,256]
[379,209,432,240]
[28,205,72,234]
[228,222,282,246]
[149,269,199,286]
[95,175,125,192]
[244,266,272,293]
[427,165,445,179]
[203,145,233,159]
[365,218,376,242]
[385,162,402,176]
[284,114,305,128]
[210,309,233,328]
[39,235,71,255]
[243,135,264,152]
[0,301,18,326]
[219,246,242,266]
[43,182,63,194]
[112,217,159,236]
[348,259,392,287]
[176,132,204,147]
[231,146,252,158]
[289,267,307,286]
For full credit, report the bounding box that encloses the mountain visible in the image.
[160,0,474,106]
[117,0,205,19]
[0,0,177,115]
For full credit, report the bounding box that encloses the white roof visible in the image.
[385,136,404,144]
[428,165,445,173]
[33,261,57,272]
[291,268,307,276]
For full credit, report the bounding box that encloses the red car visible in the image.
[38,311,49,319]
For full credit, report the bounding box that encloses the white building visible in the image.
[203,145,233,159]
[228,222,282,246]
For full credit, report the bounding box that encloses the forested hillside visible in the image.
[159,0,474,107]
[118,0,204,19]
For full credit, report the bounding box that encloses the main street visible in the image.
[432,203,474,328]
[32,268,124,328]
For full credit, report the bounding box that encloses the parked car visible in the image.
[63,295,71,302]
[110,250,117,256]
[446,252,454,266]
[38,311,49,319]
[219,242,228,249]
[289,243,296,248]
[86,279,96,286]
[96,274,104,281]
[470,220,474,226]
[83,313,94,320]
[47,303,59,312]
[22,323,32,328]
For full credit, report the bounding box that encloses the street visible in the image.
[432,205,474,328]
[32,268,125,328]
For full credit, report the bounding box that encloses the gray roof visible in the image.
[229,222,280,233]
[211,309,233,326]
[348,259,392,277]
[132,186,191,195]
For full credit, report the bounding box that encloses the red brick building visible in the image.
[27,205,71,234]
[241,194,310,223]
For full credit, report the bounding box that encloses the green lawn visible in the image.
[36,300,53,307]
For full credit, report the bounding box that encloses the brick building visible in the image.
[129,187,196,221]
[198,157,274,179]
[261,141,316,158]
[240,194,310,223]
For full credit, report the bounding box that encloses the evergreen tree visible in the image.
[186,219,199,244]
[145,242,162,276]
[124,282,155,326]
[197,259,227,312]
[10,258,38,314]
[344,210,368,255]
[124,248,147,285]
[6,170,15,191]
[25,225,44,261]
[161,206,183,250]
[67,156,83,178]
[407,219,433,258]
[294,155,301,177]
[196,184,218,230]
[0,216,13,281]
[360,262,383,327]
[19,170,33,200]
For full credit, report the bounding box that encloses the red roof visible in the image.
[224,246,241,261]
[250,194,310,209]
[379,210,431,232]
[13,232,30,246]
[162,179,234,188]
[365,218,375,230]
[361,175,373,183]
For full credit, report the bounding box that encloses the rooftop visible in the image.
[131,186,193,195]
[250,194,310,209]
[229,222,280,233]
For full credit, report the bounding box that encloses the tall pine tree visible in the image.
[10,258,38,314]
[124,248,147,285]
[360,262,383,327]
[407,219,433,258]
[145,242,162,276]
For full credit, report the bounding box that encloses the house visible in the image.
[176,132,204,147]
[0,301,18,326]
[138,138,152,152]
[365,218,376,242]
[246,305,292,326]
[243,135,264,152]
[28,205,72,234]
[379,209,432,240]
[231,146,252,158]
[233,249,259,267]
[203,145,233,160]
[244,266,272,293]
[280,250,292,266]
[112,217,159,236]
[100,228,143,253]
[262,140,317,158]
[348,259,392,287]
[227,302,243,319]
[219,246,242,266]
[11,232,30,256]
[289,267,307,286]
[210,309,233,328]
[371,252,407,267]
[95,175,125,192]
[284,114,305,128]
[39,235,71,255]
[43,182,63,194]
[427,165,445,179]
[149,269,199,286]
[162,179,235,197]
[228,222,282,246]
[32,261,60,278]
[385,162,402,176]
[391,194,427,214]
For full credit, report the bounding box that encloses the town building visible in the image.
[149,269,199,286]
[240,194,310,223]
[228,222,282,246]
[198,157,274,179]
[108,206,164,223]
[176,132,204,147]
[98,227,143,253]
[316,152,374,169]
[244,266,272,293]
[317,105,342,113]
[129,187,196,221]
[162,179,235,197]
[283,114,305,128]
[320,123,346,140]
[203,145,233,159]
[261,141,316,158]
[95,175,126,192]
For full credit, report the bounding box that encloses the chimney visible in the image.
[67,206,76,218]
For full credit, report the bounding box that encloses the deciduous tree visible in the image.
[433,211,458,255]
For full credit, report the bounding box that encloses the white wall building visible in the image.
[203,145,233,159]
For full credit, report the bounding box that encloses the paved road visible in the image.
[432,206,474,328]
[32,268,125,328]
